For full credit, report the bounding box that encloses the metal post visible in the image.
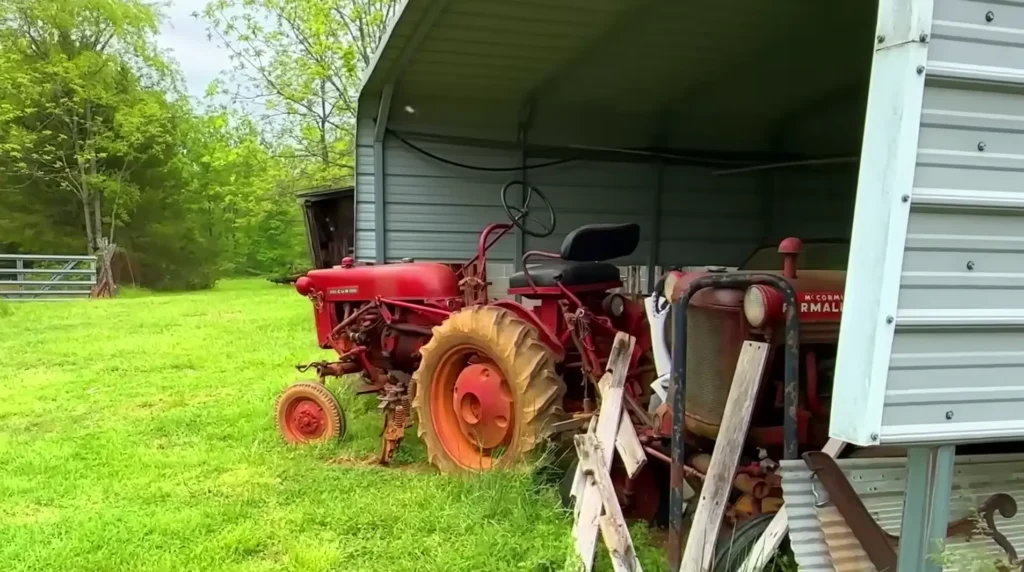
[646,163,663,293]
[896,445,956,572]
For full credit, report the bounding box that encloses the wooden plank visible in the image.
[735,438,847,572]
[597,371,647,479]
[616,414,646,479]
[576,433,643,572]
[680,341,769,572]
[571,415,599,520]
[574,332,636,572]
[552,415,592,434]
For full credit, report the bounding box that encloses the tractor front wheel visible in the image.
[276,381,346,444]
[412,305,566,473]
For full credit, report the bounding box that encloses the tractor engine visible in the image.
[294,257,463,376]
[290,257,465,463]
[661,240,845,454]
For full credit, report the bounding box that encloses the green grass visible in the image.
[0,279,666,572]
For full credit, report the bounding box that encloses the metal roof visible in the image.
[295,185,354,202]
[359,0,877,154]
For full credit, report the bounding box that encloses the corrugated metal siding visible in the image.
[782,454,1024,571]
[382,138,520,262]
[354,116,376,261]
[881,0,1024,444]
[357,132,773,267]
[523,161,656,264]
[770,166,857,242]
[659,167,764,266]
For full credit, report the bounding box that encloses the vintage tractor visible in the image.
[656,238,845,455]
[647,237,846,536]
[276,181,653,473]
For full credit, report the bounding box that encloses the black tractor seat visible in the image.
[509,261,621,289]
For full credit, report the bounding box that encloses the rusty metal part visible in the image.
[761,497,785,514]
[377,374,412,465]
[728,494,760,523]
[668,273,801,572]
[734,473,769,499]
[643,445,672,465]
[296,359,361,381]
[803,451,1023,572]
[379,400,410,465]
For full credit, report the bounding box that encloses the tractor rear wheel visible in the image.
[412,305,566,473]
[276,381,346,444]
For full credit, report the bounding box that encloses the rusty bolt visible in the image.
[967,260,975,270]
[917,65,926,75]
[919,32,929,42]
[901,194,910,203]
[886,315,895,324]
[986,11,995,22]
[978,141,987,151]
[877,34,885,43]
[945,410,954,420]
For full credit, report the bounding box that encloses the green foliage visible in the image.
[0,0,397,287]
[201,0,397,187]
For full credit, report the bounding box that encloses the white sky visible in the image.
[155,0,234,99]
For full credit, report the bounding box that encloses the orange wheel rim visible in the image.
[283,398,328,441]
[429,344,514,469]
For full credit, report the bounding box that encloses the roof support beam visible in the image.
[374,84,394,263]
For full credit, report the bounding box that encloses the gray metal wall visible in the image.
[354,129,786,269]
[879,0,1024,444]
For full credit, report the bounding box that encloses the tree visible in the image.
[0,0,178,252]
[201,0,397,186]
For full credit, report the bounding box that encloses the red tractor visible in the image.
[277,181,653,472]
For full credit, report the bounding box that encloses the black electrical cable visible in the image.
[387,129,576,172]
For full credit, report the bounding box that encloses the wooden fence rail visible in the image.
[0,254,98,300]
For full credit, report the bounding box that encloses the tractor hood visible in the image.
[296,260,460,302]
[665,269,846,323]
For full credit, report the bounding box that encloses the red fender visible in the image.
[490,300,567,362]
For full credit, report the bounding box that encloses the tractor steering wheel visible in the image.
[500,180,556,238]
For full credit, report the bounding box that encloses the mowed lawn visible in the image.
[0,279,664,572]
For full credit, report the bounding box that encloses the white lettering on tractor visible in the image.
[798,292,844,315]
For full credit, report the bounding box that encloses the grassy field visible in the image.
[0,279,665,572]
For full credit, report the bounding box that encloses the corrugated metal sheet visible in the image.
[783,454,1024,571]
[354,117,376,261]
[770,165,857,242]
[880,0,1024,444]
[361,0,876,154]
[354,132,784,266]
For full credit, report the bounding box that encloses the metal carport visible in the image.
[353,0,875,292]
[354,0,1024,569]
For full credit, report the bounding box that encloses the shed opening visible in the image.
[357,0,880,291]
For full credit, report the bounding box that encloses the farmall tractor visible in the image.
[276,180,846,536]
[278,181,654,473]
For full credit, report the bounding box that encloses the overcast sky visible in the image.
[155,0,233,99]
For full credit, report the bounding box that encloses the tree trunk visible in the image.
[320,79,330,166]
[87,101,102,251]
[82,194,94,253]
[92,188,102,249]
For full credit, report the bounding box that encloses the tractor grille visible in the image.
[684,307,744,435]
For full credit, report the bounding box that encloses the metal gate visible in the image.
[0,254,98,300]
